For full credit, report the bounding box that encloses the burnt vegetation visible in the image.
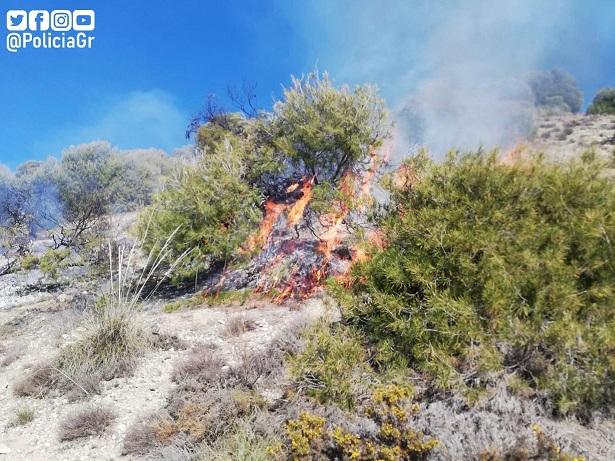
[3,70,614,460]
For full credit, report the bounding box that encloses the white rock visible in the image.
[0,444,11,454]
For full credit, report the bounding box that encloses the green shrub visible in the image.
[290,322,372,410]
[141,140,263,280]
[39,248,70,278]
[19,254,39,270]
[339,151,615,415]
[282,385,437,460]
[587,87,615,115]
[270,71,388,183]
[10,406,35,427]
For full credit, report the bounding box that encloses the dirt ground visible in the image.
[0,271,325,460]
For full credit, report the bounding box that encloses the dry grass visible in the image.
[13,363,100,400]
[0,349,20,367]
[13,231,188,400]
[9,406,35,427]
[123,413,170,456]
[171,344,227,386]
[58,405,115,441]
[223,315,257,337]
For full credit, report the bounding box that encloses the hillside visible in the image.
[1,102,615,460]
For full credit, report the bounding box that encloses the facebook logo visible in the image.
[28,10,50,31]
[72,10,95,31]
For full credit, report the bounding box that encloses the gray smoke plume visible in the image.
[293,0,584,160]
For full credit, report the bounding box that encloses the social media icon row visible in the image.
[6,10,95,32]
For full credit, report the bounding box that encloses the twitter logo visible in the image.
[6,10,27,31]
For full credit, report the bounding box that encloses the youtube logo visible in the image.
[72,10,95,31]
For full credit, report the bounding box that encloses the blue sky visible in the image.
[1,0,614,168]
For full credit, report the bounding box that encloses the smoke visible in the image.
[291,0,589,160]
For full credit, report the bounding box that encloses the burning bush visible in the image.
[338,150,615,416]
[142,71,390,285]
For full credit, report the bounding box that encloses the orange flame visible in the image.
[287,178,314,227]
[243,198,286,252]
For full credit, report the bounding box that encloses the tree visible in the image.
[269,72,389,183]
[587,87,615,115]
[529,68,583,113]
[53,141,123,248]
[114,148,175,211]
[0,171,34,273]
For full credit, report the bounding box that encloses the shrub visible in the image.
[290,322,372,410]
[10,406,35,427]
[171,345,227,386]
[199,416,281,461]
[58,405,115,441]
[56,310,147,381]
[12,314,143,400]
[529,69,583,113]
[224,315,257,337]
[19,254,39,270]
[141,144,263,280]
[587,87,615,115]
[123,412,183,456]
[39,248,70,278]
[282,385,437,460]
[339,151,615,415]
[270,71,389,183]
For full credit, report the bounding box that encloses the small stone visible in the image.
[0,444,12,454]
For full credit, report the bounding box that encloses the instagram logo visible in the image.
[51,10,71,31]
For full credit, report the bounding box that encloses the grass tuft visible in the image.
[59,405,115,441]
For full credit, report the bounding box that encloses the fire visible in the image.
[214,144,392,304]
[287,178,314,226]
[501,143,527,165]
[243,178,313,252]
[243,198,286,252]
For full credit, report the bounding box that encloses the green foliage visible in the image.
[10,406,35,427]
[283,385,437,460]
[19,254,39,270]
[587,87,615,115]
[271,72,388,183]
[141,139,263,279]
[200,417,281,461]
[39,248,70,278]
[529,69,583,113]
[114,148,175,210]
[290,322,371,410]
[340,151,615,415]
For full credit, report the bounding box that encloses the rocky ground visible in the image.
[0,259,325,460]
[530,113,615,161]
